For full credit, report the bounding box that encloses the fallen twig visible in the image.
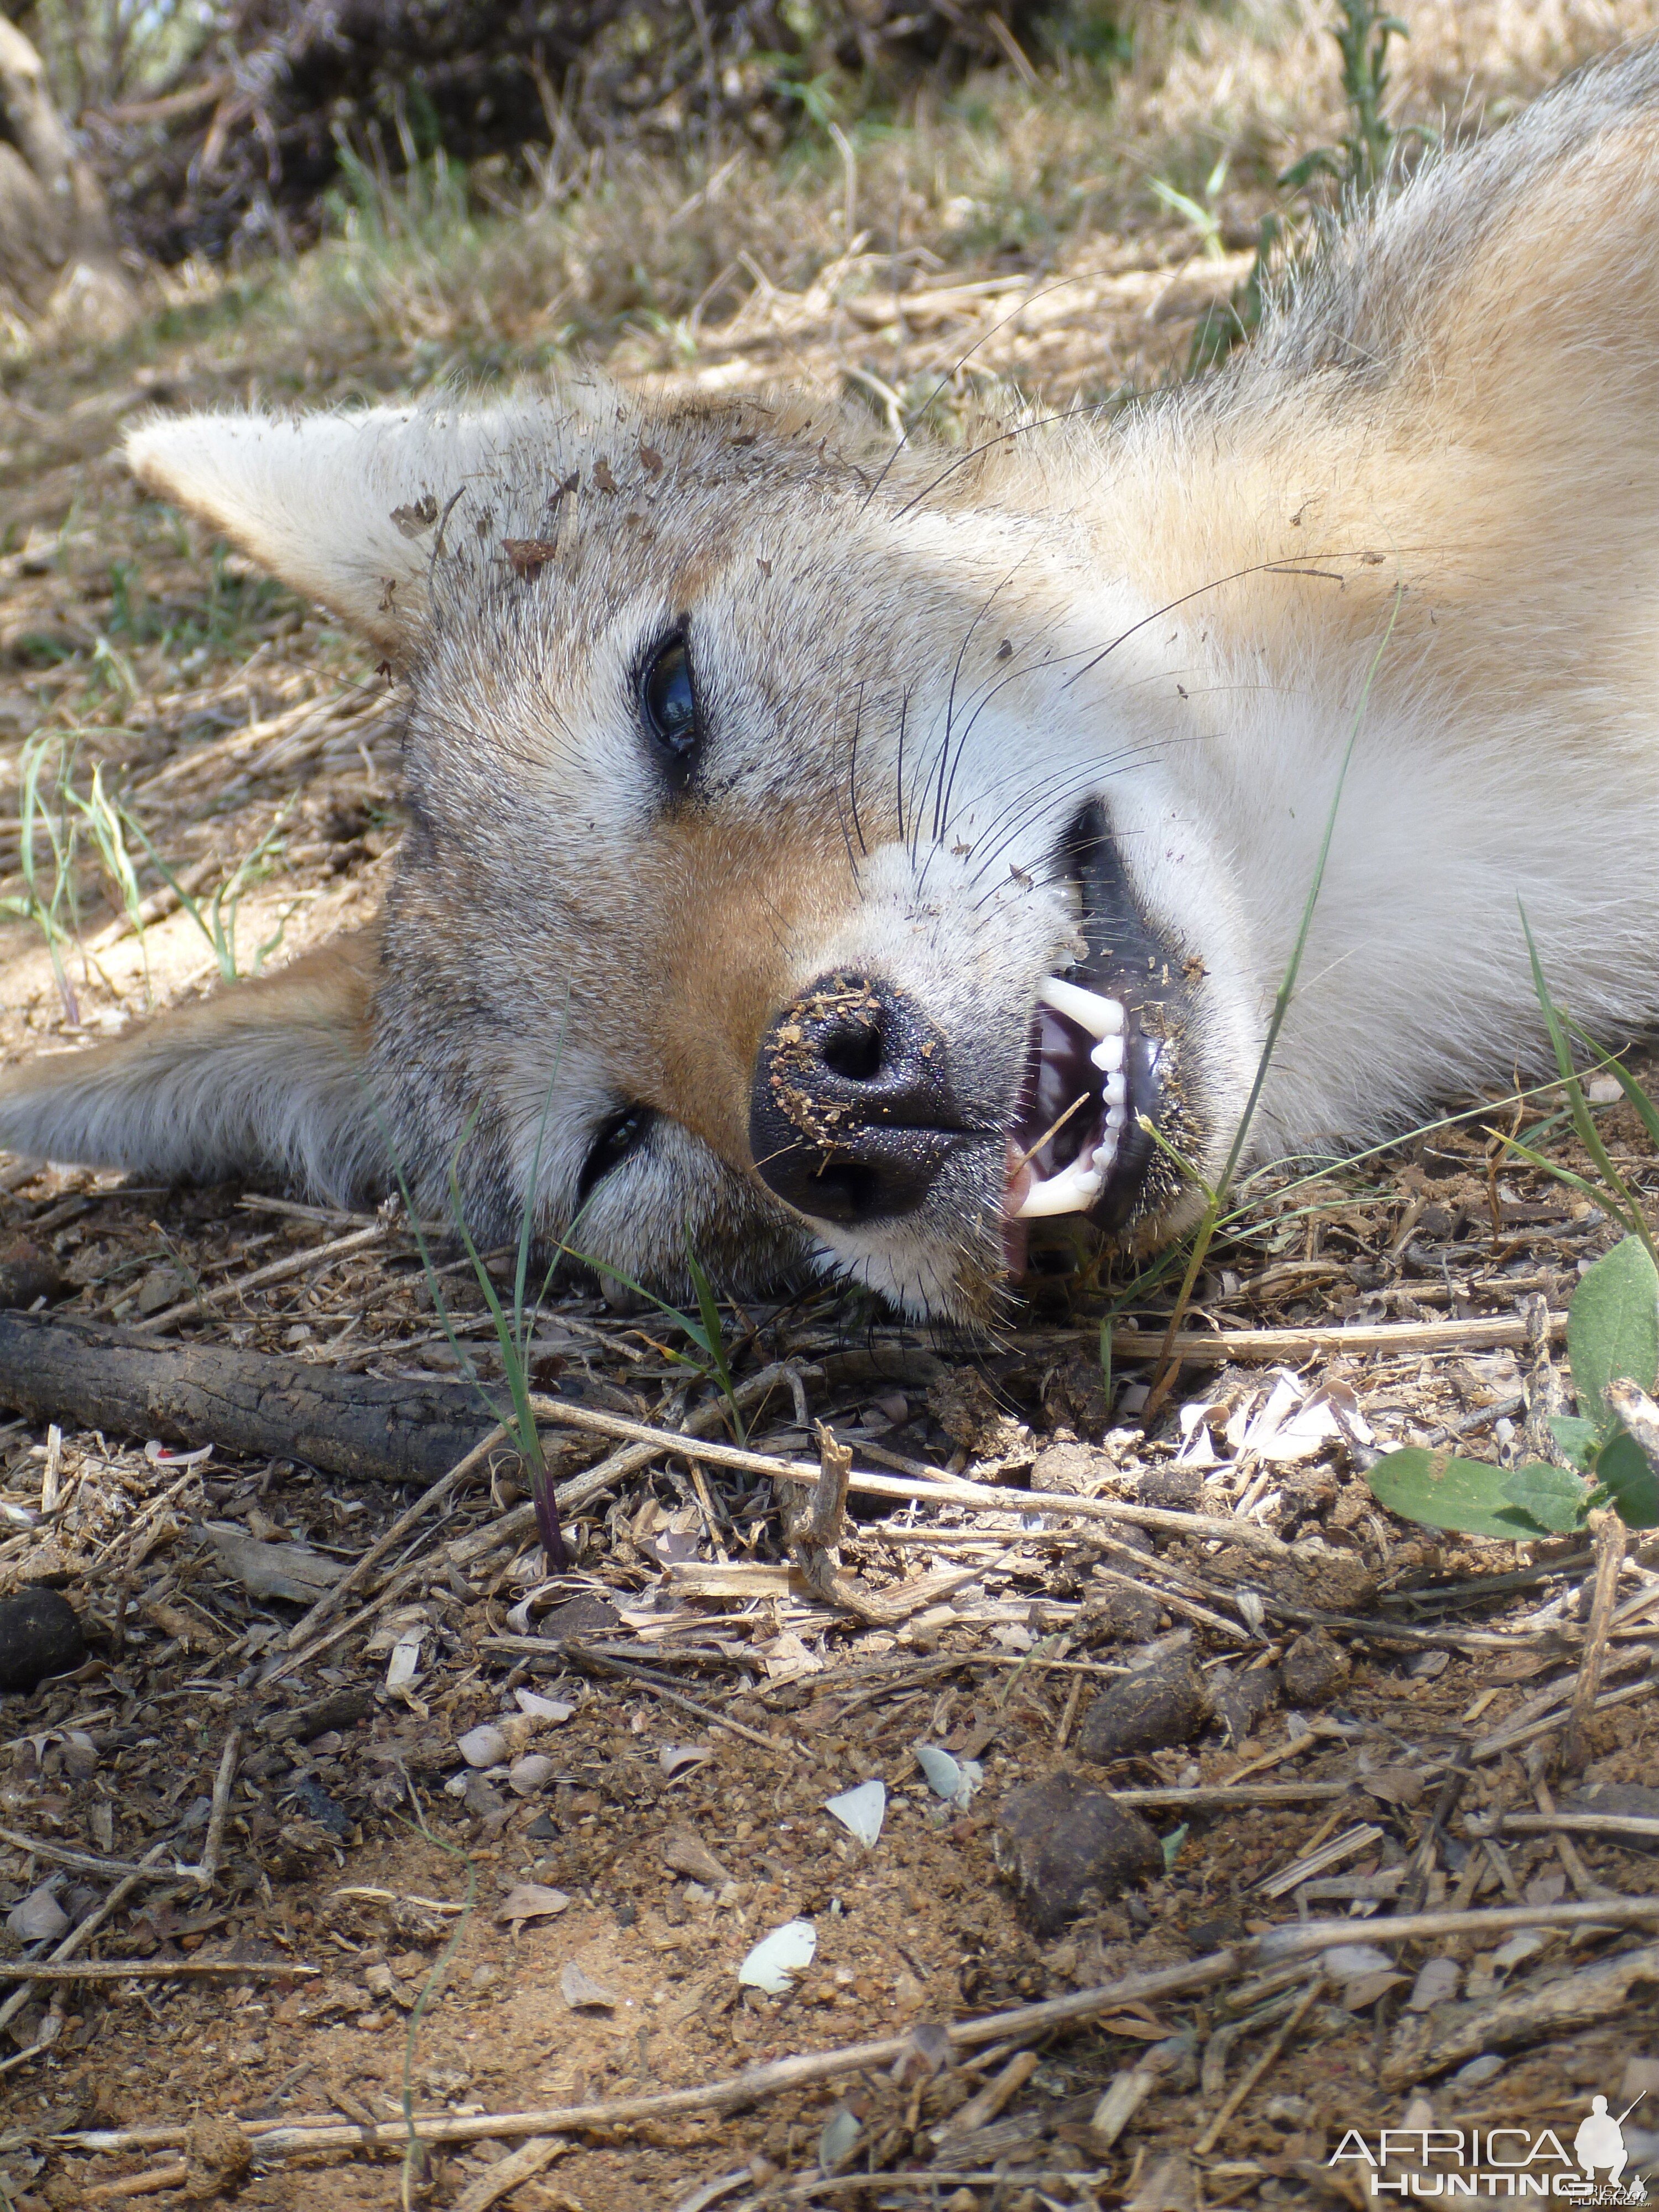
[1250,1895,1659,1961]
[1109,1311,1567,1365]
[1193,1971,1323,2155]
[531,1642,789,1753]
[53,1900,1659,2163]
[0,1838,175,2049]
[131,1222,389,1337]
[0,1825,189,1884]
[283,1424,507,1649]
[525,1395,1295,1557]
[1108,1781,1354,1809]
[1563,1506,1629,1774]
[0,1958,318,1982]
[61,1950,1247,2158]
[1468,1808,1659,1845]
[1381,1941,1659,2089]
[0,1312,513,1485]
[181,1729,240,1890]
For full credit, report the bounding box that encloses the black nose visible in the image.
[749,973,971,1225]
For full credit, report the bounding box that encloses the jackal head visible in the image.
[0,386,1261,1322]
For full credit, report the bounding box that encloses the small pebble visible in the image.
[0,1587,85,1694]
[1077,1645,1209,1761]
[456,1724,508,1769]
[1278,1631,1351,1708]
[507,1754,556,1796]
[994,1769,1161,1935]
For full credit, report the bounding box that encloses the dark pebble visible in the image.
[535,1593,622,1641]
[1279,1630,1351,1707]
[1211,1665,1281,1745]
[270,1687,375,1744]
[0,1236,70,1312]
[1031,1442,1113,1495]
[0,1587,85,1693]
[286,1775,351,1836]
[1078,1582,1163,1646]
[994,1770,1161,1936]
[1564,1782,1659,1854]
[1138,1468,1206,1511]
[1077,1645,1210,1761]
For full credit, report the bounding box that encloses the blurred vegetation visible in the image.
[12,0,1139,265]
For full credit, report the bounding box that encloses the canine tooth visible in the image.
[1103,1071,1127,1108]
[1091,1034,1125,1073]
[1015,1157,1105,1218]
[1037,977,1125,1039]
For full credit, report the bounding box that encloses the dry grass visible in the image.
[0,9,1657,2204]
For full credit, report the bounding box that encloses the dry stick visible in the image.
[263,1562,428,1686]
[559,1645,786,1754]
[1110,1781,1353,1809]
[0,1839,175,2047]
[1249,1896,1659,1962]
[97,1951,1251,2161]
[1110,1311,1567,1366]
[283,1425,508,1651]
[1563,1507,1629,1775]
[85,2168,190,2204]
[63,1900,1659,2165]
[1091,1562,1251,1645]
[0,1824,187,1884]
[524,1395,1294,1558]
[442,1361,810,1574]
[131,1221,388,1337]
[0,1958,317,1983]
[1192,1972,1324,2156]
[1530,1777,1608,1901]
[181,1728,240,1891]
[1470,1809,1659,1845]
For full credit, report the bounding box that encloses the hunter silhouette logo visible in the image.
[1576,2100,1646,2204]
[1330,2099,1650,2200]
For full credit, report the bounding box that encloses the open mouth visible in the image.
[1006,978,1163,1227]
[1002,805,1172,1245]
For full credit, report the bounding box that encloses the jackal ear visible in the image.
[0,932,386,1203]
[126,404,518,656]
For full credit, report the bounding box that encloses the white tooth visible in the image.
[1037,976,1124,1039]
[1103,1072,1127,1108]
[1015,1158,1104,1218]
[1091,1034,1125,1073]
[1092,1137,1118,1174]
[1105,1104,1128,1132]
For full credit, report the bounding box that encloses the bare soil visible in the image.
[1,32,1657,2206]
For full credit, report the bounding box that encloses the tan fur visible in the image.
[8,45,1659,1321]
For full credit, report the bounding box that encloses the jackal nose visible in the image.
[748,972,971,1225]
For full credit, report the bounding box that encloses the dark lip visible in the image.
[1007,802,1175,1237]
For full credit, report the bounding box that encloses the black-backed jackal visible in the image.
[6,46,1659,1322]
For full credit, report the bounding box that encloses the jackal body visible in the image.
[5,46,1659,1322]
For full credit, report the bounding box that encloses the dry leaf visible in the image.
[498,1883,570,1931]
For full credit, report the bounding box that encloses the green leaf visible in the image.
[1547,1415,1600,1473]
[1161,1824,1189,1874]
[1500,1462,1591,1533]
[1591,1428,1659,1531]
[1367,1447,1556,1540]
[1568,1234,1659,1435]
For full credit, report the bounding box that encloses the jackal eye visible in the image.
[640,632,699,764]
[578,1104,654,1205]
